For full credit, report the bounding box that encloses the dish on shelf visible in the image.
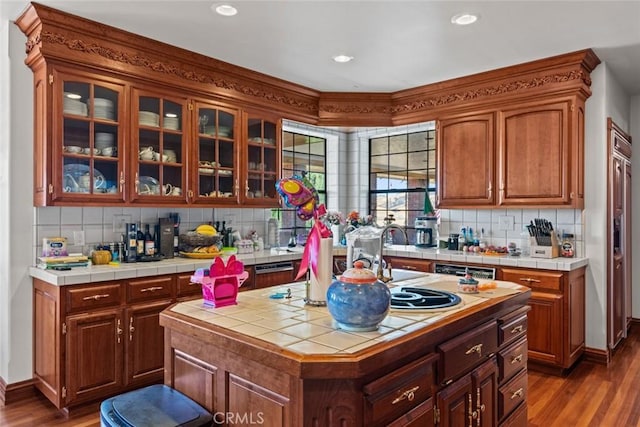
[63,163,106,193]
[179,251,221,259]
[139,111,160,127]
[138,175,160,195]
[63,95,88,116]
[198,167,214,175]
[64,145,83,154]
[163,116,180,131]
[218,169,233,177]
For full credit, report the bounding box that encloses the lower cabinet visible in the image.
[33,274,199,412]
[500,267,585,373]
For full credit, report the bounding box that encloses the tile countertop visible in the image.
[166,274,529,356]
[29,245,588,286]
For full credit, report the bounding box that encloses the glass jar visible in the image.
[560,233,575,258]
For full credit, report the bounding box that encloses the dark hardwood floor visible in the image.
[1,324,638,426]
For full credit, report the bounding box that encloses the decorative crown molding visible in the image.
[37,30,318,114]
[319,70,589,115]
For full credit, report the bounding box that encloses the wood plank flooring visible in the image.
[0,323,638,426]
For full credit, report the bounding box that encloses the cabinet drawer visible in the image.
[499,308,528,346]
[363,353,438,427]
[499,401,527,427]
[386,257,431,272]
[66,283,122,313]
[501,269,562,291]
[127,277,173,303]
[176,274,202,298]
[498,338,527,383]
[498,368,527,421]
[438,321,498,383]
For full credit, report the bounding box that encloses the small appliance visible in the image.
[414,216,437,248]
[158,217,174,259]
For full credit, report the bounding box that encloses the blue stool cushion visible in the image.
[100,384,213,427]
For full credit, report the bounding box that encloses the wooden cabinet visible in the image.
[191,101,240,204]
[498,99,576,206]
[48,67,127,205]
[437,98,585,209]
[242,110,282,206]
[32,273,202,413]
[501,267,585,373]
[130,88,188,204]
[437,113,495,207]
[386,256,432,273]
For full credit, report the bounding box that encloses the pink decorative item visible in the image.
[190,255,249,307]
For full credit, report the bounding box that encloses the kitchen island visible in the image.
[159,274,531,426]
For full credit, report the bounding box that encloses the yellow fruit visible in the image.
[196,224,216,236]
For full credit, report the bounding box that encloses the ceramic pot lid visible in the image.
[339,260,377,284]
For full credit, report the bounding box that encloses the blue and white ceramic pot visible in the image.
[326,260,391,331]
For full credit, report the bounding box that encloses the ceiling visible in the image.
[3,1,640,95]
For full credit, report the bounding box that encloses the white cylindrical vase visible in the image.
[306,237,334,306]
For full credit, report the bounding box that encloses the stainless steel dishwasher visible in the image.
[254,261,295,289]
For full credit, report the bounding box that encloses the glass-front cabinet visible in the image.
[243,111,281,207]
[192,102,239,204]
[53,70,125,203]
[131,89,187,203]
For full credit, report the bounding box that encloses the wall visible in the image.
[0,15,10,385]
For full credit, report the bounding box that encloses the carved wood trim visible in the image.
[15,3,600,127]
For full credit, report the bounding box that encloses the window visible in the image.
[369,129,436,243]
[278,130,327,243]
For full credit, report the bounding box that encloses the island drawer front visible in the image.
[438,320,498,383]
[501,269,562,292]
[498,308,528,346]
[363,353,438,427]
[498,338,528,383]
[176,274,202,298]
[498,368,527,421]
[127,276,173,303]
[499,400,528,427]
[66,283,122,313]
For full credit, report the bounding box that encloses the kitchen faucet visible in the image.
[377,224,408,283]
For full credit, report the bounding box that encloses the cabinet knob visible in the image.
[510,325,524,334]
[510,388,524,400]
[511,354,523,364]
[465,343,483,357]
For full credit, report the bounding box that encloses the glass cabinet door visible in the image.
[132,90,186,202]
[193,103,238,203]
[244,114,280,206]
[57,74,124,201]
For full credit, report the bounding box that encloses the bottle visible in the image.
[144,224,154,256]
[458,227,466,251]
[154,224,160,256]
[172,213,181,256]
[136,223,145,258]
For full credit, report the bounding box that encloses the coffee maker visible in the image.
[414,217,437,248]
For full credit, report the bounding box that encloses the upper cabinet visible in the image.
[437,113,495,207]
[48,67,126,205]
[17,4,600,208]
[192,101,240,205]
[242,111,281,207]
[437,97,585,209]
[131,88,188,204]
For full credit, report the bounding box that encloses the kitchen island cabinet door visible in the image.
[498,99,576,207]
[437,113,495,208]
[64,309,124,407]
[124,300,172,388]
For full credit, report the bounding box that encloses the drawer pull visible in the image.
[140,286,164,293]
[188,282,200,286]
[510,388,524,400]
[401,265,417,270]
[391,385,419,405]
[510,325,524,334]
[519,277,541,284]
[116,319,123,344]
[510,354,523,364]
[82,294,110,301]
[129,317,135,341]
[465,343,483,357]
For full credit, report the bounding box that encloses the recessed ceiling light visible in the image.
[213,4,237,17]
[333,54,354,63]
[65,93,82,99]
[165,113,178,118]
[451,13,478,25]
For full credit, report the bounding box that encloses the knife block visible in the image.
[529,234,559,258]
